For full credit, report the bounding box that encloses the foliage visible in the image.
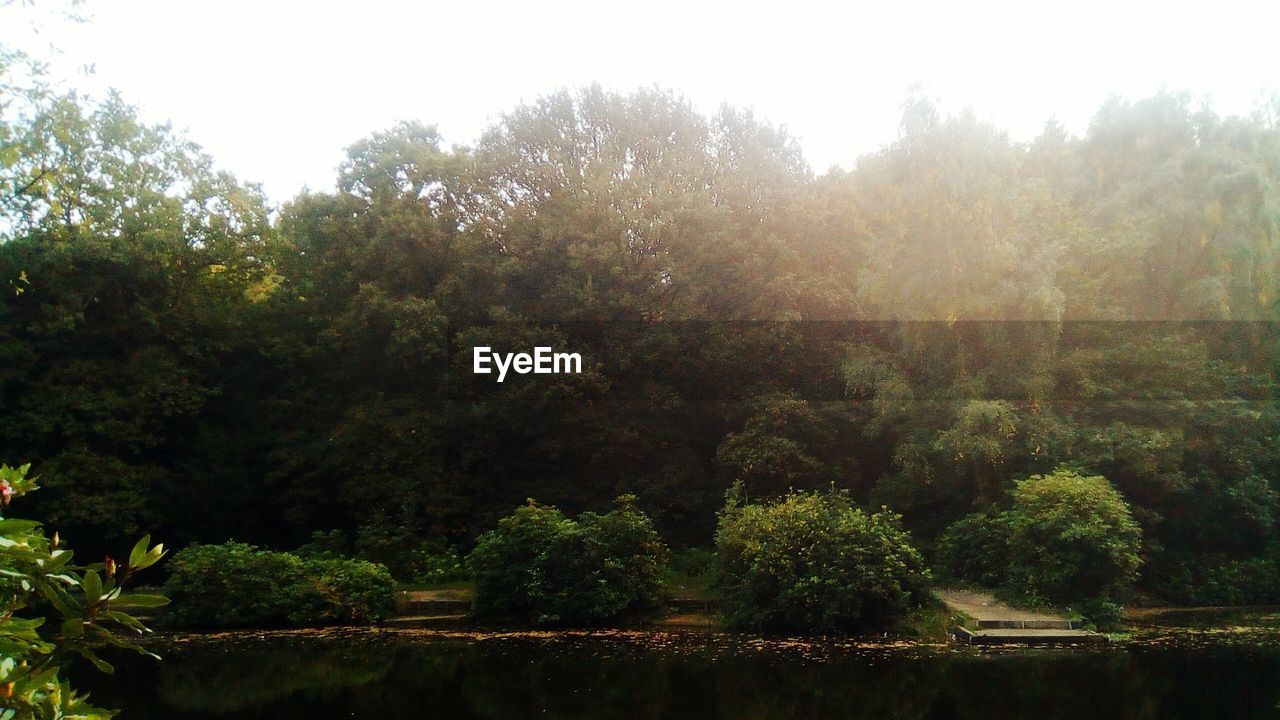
[352,524,468,584]
[0,462,166,720]
[2,53,1279,605]
[160,542,393,629]
[715,488,931,633]
[668,547,716,579]
[304,557,396,623]
[715,393,859,498]
[292,530,351,560]
[399,547,468,586]
[0,77,273,556]
[294,528,467,585]
[1152,554,1280,605]
[1079,597,1125,632]
[468,496,667,625]
[160,542,316,629]
[1003,468,1143,604]
[935,507,1011,587]
[466,502,572,620]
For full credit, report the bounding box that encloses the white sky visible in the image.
[6,0,1278,203]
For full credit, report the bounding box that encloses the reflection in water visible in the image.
[79,632,1280,719]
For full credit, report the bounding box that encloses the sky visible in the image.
[6,0,1278,203]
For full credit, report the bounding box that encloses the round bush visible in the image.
[1004,468,1142,604]
[715,490,930,633]
[467,496,667,625]
[306,557,397,623]
[468,502,574,620]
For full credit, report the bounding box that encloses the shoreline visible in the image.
[142,614,1280,657]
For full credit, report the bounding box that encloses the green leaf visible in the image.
[129,534,150,568]
[105,610,148,633]
[82,569,102,601]
[39,583,76,617]
[61,617,85,639]
[75,647,115,674]
[0,518,41,534]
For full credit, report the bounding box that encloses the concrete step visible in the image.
[400,598,472,614]
[383,614,471,628]
[975,618,1079,630]
[954,626,1107,645]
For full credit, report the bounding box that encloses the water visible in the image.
[78,630,1280,719]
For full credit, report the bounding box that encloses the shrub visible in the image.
[468,502,573,619]
[1154,554,1280,605]
[161,542,394,628]
[935,507,1010,587]
[294,529,352,560]
[353,519,432,579]
[468,496,667,625]
[1003,468,1142,604]
[296,528,467,585]
[402,546,468,585]
[307,557,396,623]
[1198,557,1280,604]
[162,542,320,628]
[1079,597,1125,631]
[715,489,931,633]
[669,547,716,579]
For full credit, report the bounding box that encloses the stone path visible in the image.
[935,588,1076,625]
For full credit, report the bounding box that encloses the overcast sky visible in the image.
[6,0,1278,202]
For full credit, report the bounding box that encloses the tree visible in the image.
[0,87,272,553]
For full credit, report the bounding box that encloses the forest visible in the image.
[3,72,1279,606]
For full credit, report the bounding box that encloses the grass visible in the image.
[901,596,968,641]
[663,569,716,601]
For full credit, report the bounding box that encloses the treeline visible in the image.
[2,80,1279,603]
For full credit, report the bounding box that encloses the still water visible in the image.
[80,630,1280,719]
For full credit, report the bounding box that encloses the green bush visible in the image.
[1079,597,1125,631]
[1003,468,1143,605]
[306,557,397,623]
[1198,557,1280,604]
[402,546,468,585]
[161,542,319,628]
[352,520,431,579]
[296,528,467,585]
[468,502,572,619]
[294,529,352,560]
[715,489,931,633]
[669,547,716,579]
[1154,554,1280,605]
[935,507,1010,587]
[468,496,668,625]
[161,542,394,628]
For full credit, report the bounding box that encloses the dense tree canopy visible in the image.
[3,71,1278,602]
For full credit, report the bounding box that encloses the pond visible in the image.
[78,629,1280,719]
